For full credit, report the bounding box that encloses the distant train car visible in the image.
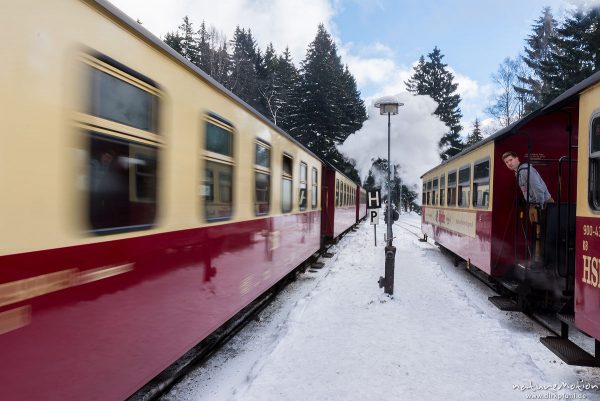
[0,1,328,400]
[356,187,367,222]
[421,70,600,366]
[321,164,359,240]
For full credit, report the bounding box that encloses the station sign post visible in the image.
[367,189,381,246]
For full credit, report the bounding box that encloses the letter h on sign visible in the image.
[367,189,381,209]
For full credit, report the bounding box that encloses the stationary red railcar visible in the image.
[357,187,367,222]
[321,164,360,240]
[422,70,600,366]
[0,1,361,400]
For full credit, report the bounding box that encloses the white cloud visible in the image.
[564,0,600,8]
[338,93,446,187]
[109,0,335,63]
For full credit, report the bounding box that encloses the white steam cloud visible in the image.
[338,93,446,188]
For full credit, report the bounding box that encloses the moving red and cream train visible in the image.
[421,68,600,365]
[0,1,368,400]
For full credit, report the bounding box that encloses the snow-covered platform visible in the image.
[161,213,600,401]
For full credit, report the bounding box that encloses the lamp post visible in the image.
[374,96,403,295]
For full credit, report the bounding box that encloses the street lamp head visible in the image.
[374,96,404,115]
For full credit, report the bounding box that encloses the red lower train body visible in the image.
[1,212,321,401]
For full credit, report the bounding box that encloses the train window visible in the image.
[447,171,457,207]
[422,183,426,205]
[336,179,340,207]
[312,168,318,209]
[203,170,214,201]
[440,175,445,207]
[457,165,471,208]
[83,57,161,235]
[204,160,233,220]
[589,116,600,209]
[203,117,234,221]
[473,159,490,208]
[299,162,308,210]
[255,172,270,215]
[206,122,233,156]
[255,141,271,215]
[88,134,158,233]
[88,66,158,133]
[344,183,348,206]
[432,177,438,206]
[282,155,293,213]
[255,142,270,168]
[426,180,432,205]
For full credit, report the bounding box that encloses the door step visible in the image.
[540,336,598,366]
[557,312,575,326]
[497,278,520,293]
[488,296,520,311]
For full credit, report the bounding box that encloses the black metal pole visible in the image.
[387,112,392,246]
[383,111,396,295]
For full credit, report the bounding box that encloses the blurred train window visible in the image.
[203,170,214,201]
[432,177,438,206]
[255,141,270,168]
[82,57,161,235]
[88,66,158,132]
[473,159,490,208]
[206,121,233,156]
[422,183,426,205]
[589,116,600,209]
[311,168,318,209]
[447,171,457,207]
[299,162,308,210]
[255,142,271,215]
[426,180,432,205]
[204,161,233,220]
[336,179,340,207]
[282,155,293,213]
[344,183,347,206]
[88,134,158,233]
[458,165,471,208]
[440,175,446,207]
[204,117,234,221]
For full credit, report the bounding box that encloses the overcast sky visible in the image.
[108,0,599,184]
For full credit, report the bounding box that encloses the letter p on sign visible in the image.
[370,210,379,225]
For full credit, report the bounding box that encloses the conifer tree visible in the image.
[543,7,600,103]
[197,21,212,73]
[207,27,231,86]
[291,24,366,176]
[163,31,184,55]
[405,47,463,160]
[274,47,300,131]
[465,118,483,146]
[176,16,200,65]
[515,7,558,112]
[229,27,261,111]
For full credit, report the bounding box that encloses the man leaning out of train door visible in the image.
[502,151,554,260]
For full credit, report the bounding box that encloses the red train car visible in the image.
[0,1,354,400]
[356,187,367,222]
[422,69,600,366]
[321,164,360,240]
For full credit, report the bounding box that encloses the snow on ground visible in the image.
[161,213,600,401]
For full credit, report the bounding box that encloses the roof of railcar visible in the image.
[91,0,322,163]
[420,69,600,179]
